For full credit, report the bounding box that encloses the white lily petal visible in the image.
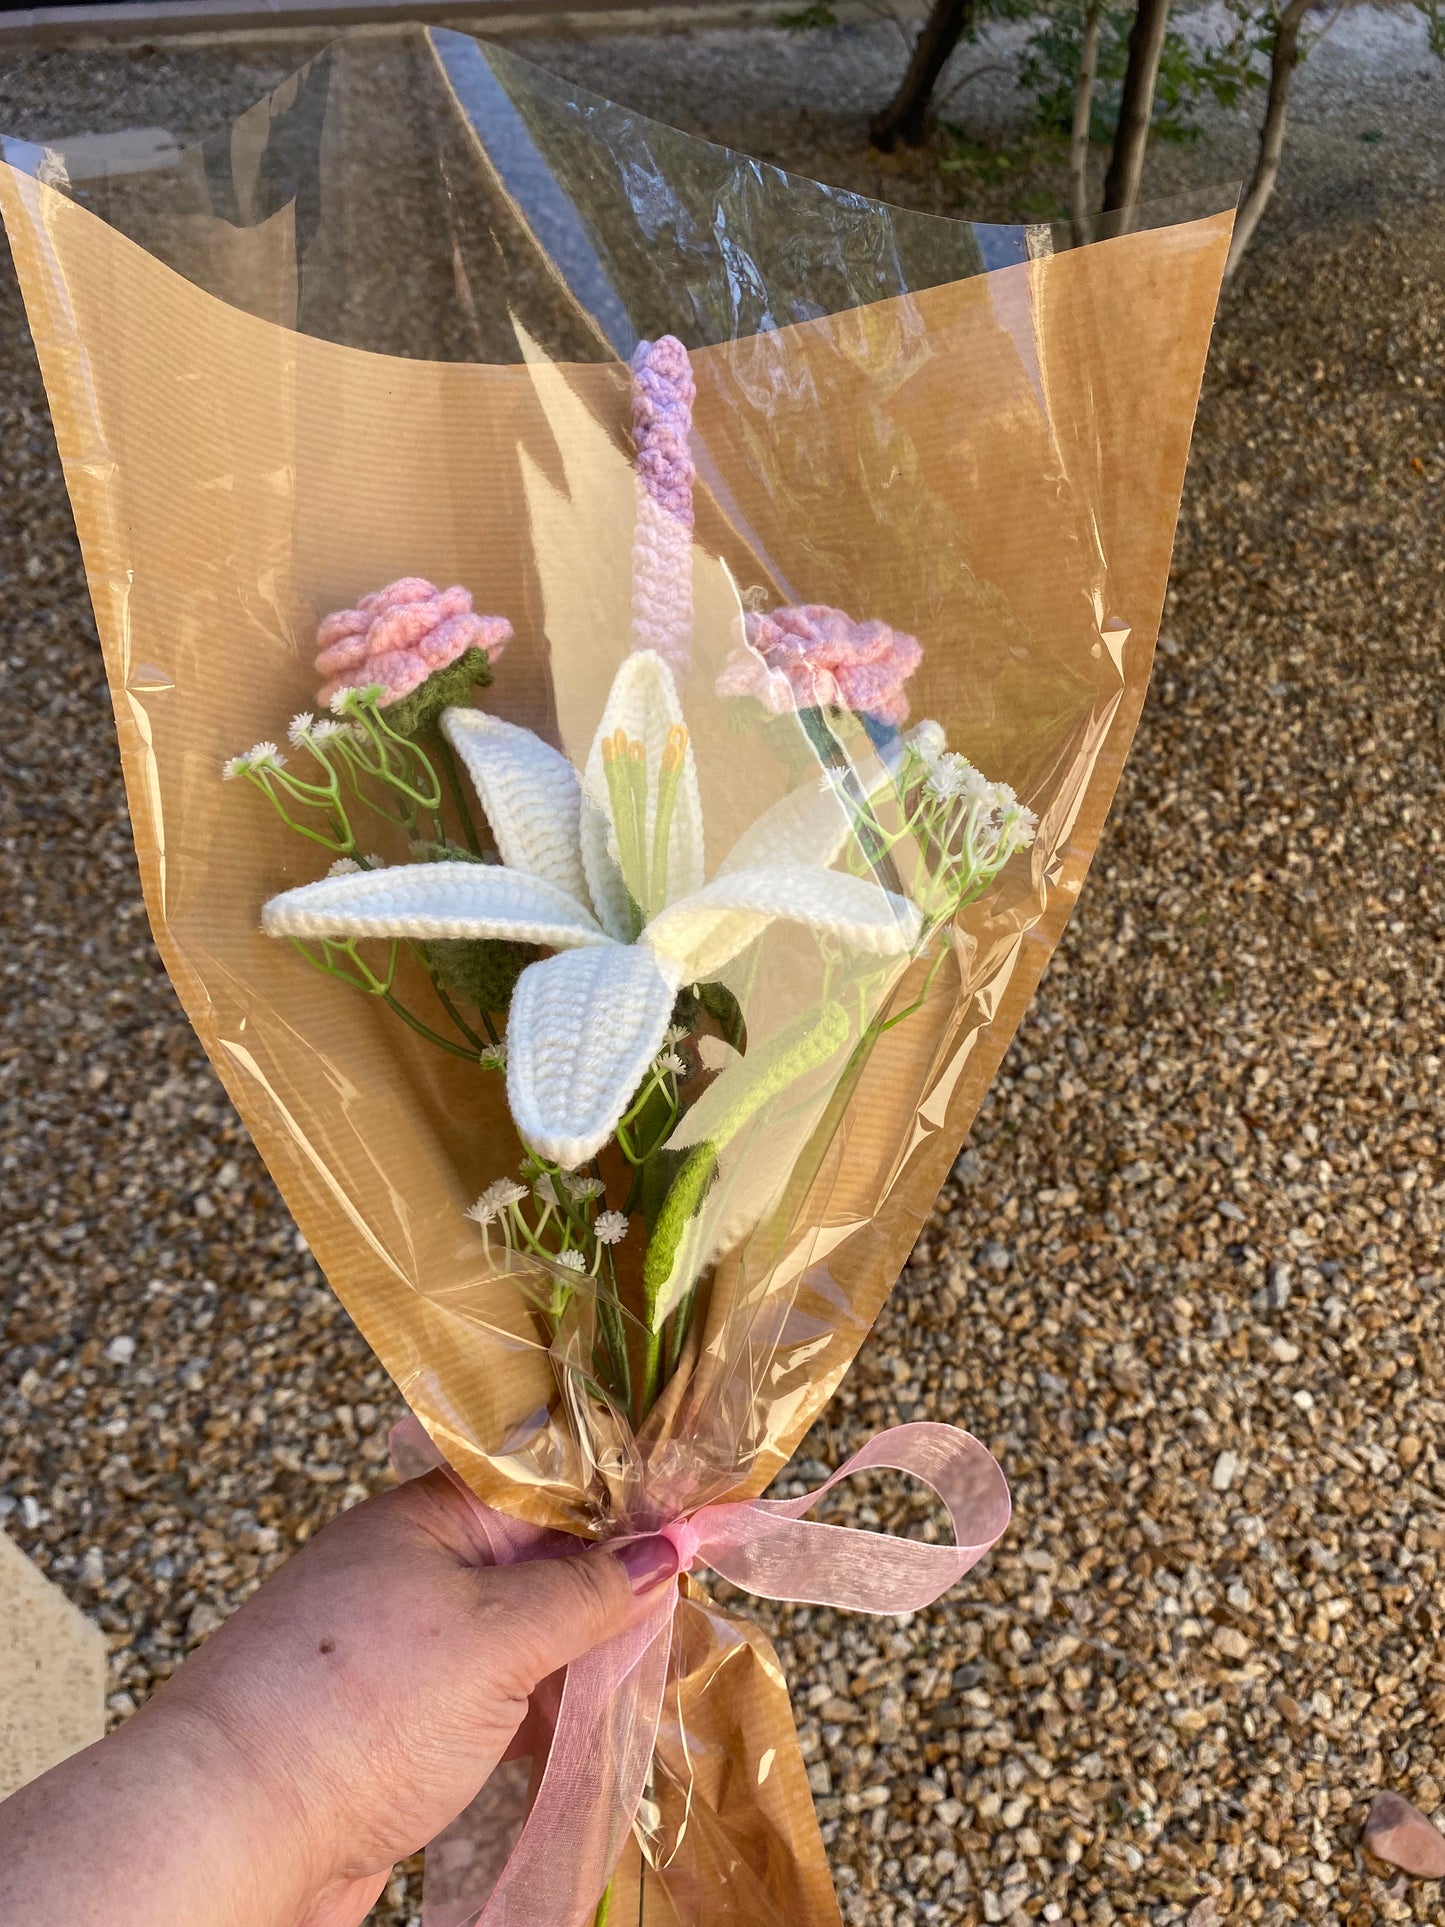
[718,777,857,876]
[581,649,705,931]
[578,796,633,944]
[506,944,683,1168]
[262,861,607,949]
[442,707,591,906]
[644,865,922,982]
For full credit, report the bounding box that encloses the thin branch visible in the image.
[935,58,1012,112]
[1070,1,1103,245]
[1224,0,1314,279]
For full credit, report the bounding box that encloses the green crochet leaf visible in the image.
[424,935,537,1015]
[384,648,494,738]
[696,979,747,1053]
[669,979,748,1054]
[642,1142,718,1330]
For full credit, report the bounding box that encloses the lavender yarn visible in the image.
[630,336,696,673]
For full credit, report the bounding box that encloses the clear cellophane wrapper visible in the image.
[0,32,1231,1925]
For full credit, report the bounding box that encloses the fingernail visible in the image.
[613,1533,680,1595]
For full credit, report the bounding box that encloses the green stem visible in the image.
[414,949,496,1050]
[591,1874,613,1927]
[435,732,483,856]
[380,991,479,1060]
[640,1325,663,1425]
[597,1246,632,1411]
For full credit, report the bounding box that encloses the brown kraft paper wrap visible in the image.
[0,34,1232,1922]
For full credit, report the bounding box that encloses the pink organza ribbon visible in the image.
[393,1419,1010,1927]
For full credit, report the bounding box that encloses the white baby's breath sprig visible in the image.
[563,1174,605,1202]
[593,1210,629,1246]
[467,1177,527,1226]
[554,1249,587,1273]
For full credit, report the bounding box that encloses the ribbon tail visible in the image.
[460,1597,675,1927]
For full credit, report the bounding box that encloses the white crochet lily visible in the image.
[262,651,921,1168]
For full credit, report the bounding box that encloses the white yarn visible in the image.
[262,861,607,950]
[507,944,683,1168]
[263,653,927,1165]
[442,708,590,906]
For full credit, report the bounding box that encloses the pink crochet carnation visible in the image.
[315,577,511,709]
[630,336,696,673]
[717,605,923,728]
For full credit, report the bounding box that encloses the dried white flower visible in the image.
[221,755,250,781]
[563,1174,605,1202]
[663,1024,690,1046]
[467,1178,527,1227]
[554,1249,588,1272]
[533,1173,560,1207]
[923,751,975,803]
[593,1210,629,1245]
[310,718,344,743]
[478,1045,508,1073]
[658,1050,689,1079]
[329,682,387,717]
[327,858,361,877]
[287,712,316,746]
[247,741,286,771]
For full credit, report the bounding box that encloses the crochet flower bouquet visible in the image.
[0,32,1234,1927]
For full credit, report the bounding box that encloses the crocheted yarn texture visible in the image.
[629,336,696,673]
[315,577,512,708]
[717,605,923,728]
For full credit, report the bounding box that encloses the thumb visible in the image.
[471,1534,681,1696]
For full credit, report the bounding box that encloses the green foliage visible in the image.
[411,841,536,1015]
[385,647,494,738]
[936,123,1067,216]
[670,978,748,1054]
[424,935,537,1015]
[779,0,838,26]
[1415,0,1445,59]
[641,1143,718,1325]
[1018,0,1272,144]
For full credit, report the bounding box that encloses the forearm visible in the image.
[0,1695,318,1927]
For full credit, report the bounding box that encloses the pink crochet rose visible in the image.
[717,604,923,728]
[315,577,511,709]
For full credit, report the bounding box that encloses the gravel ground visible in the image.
[1,16,1443,1927]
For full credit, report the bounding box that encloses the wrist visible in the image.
[0,1686,320,1927]
[141,1674,333,1914]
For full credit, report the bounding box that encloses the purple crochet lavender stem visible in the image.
[630,335,696,674]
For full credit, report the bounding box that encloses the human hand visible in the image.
[0,1471,682,1927]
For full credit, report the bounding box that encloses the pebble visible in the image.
[1363,1793,1445,1878]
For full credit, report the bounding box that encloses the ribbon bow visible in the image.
[394,1419,1010,1927]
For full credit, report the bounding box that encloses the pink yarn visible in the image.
[630,337,696,673]
[717,605,923,728]
[315,577,511,708]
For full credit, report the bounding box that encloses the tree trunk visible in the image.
[870,0,978,151]
[1224,0,1313,278]
[1070,1,1103,244]
[1100,0,1173,223]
